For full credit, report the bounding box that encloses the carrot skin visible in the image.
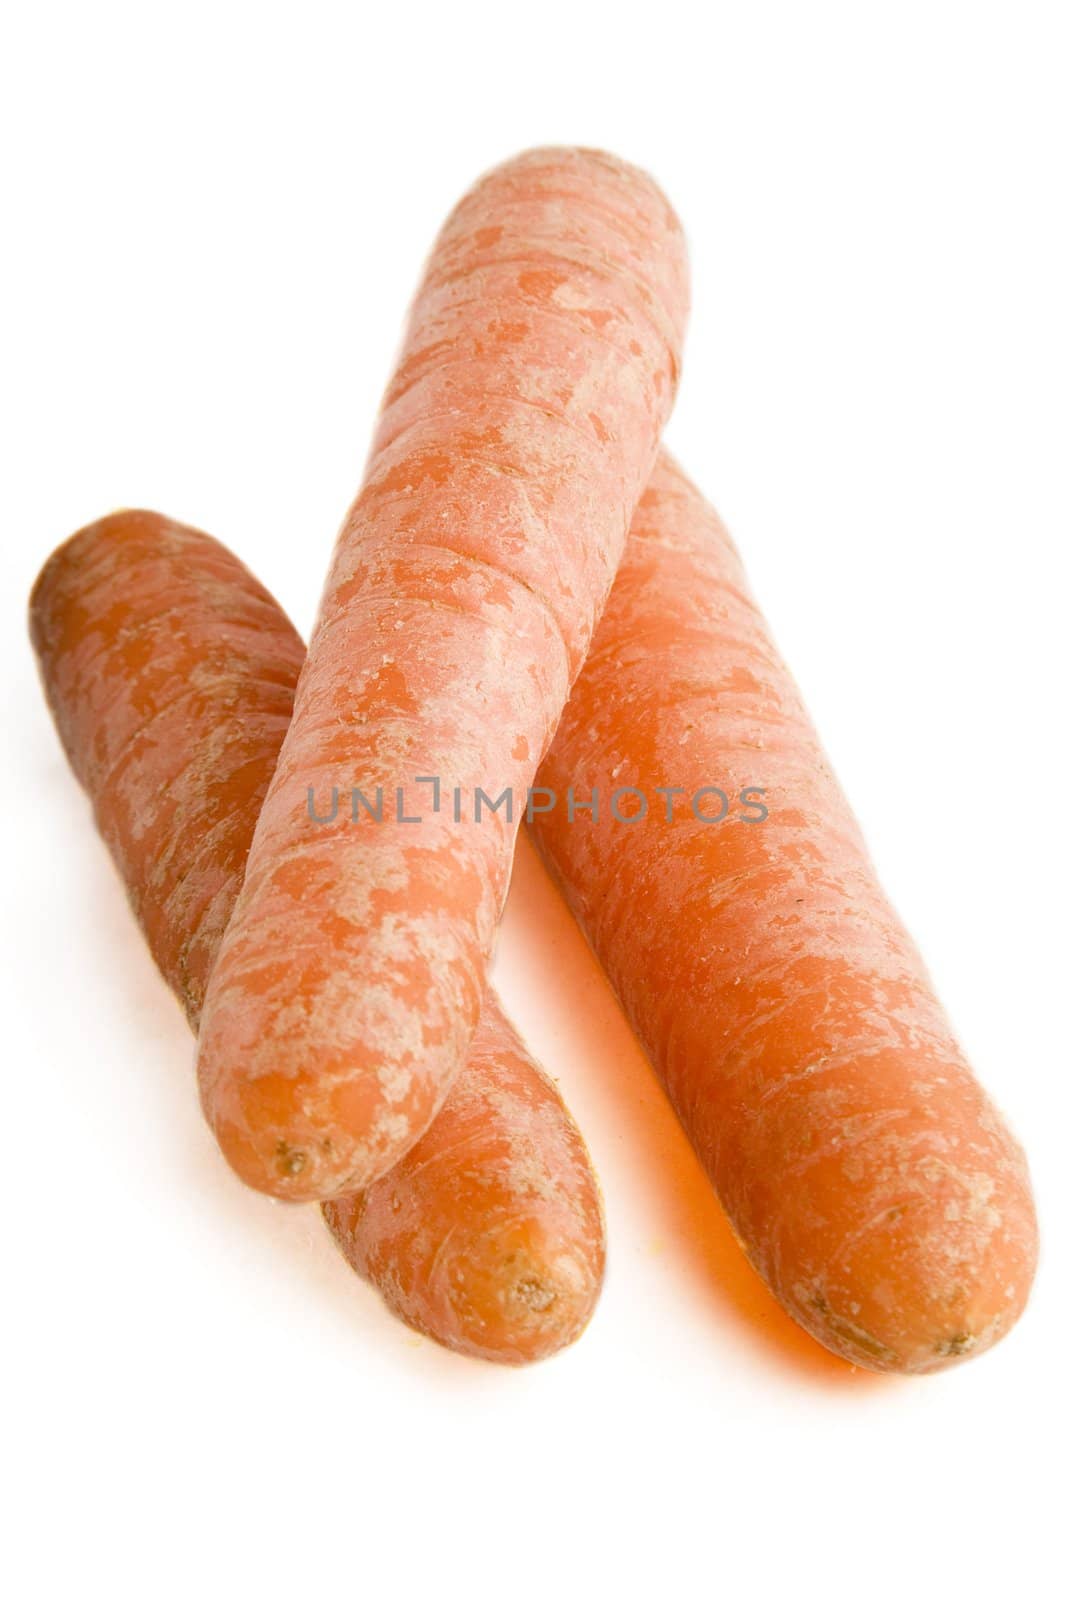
[30,512,604,1363]
[532,452,1037,1373]
[29,512,306,1021]
[324,990,605,1364]
[196,147,689,1200]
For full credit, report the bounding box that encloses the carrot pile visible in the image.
[30,146,1037,1374]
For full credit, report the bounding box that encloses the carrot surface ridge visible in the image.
[30,511,605,1364]
[532,451,1037,1373]
[195,146,688,1200]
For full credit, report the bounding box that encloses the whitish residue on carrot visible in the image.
[197,147,689,1199]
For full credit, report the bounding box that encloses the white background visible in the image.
[3,4,1064,1596]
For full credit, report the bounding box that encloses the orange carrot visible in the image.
[532,451,1037,1373]
[196,147,689,1199]
[30,510,605,1363]
[323,994,605,1363]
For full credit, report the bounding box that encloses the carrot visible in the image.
[196,146,689,1200]
[323,992,605,1363]
[30,510,605,1364]
[532,452,1038,1373]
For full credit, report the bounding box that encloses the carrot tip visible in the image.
[436,1223,604,1365]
